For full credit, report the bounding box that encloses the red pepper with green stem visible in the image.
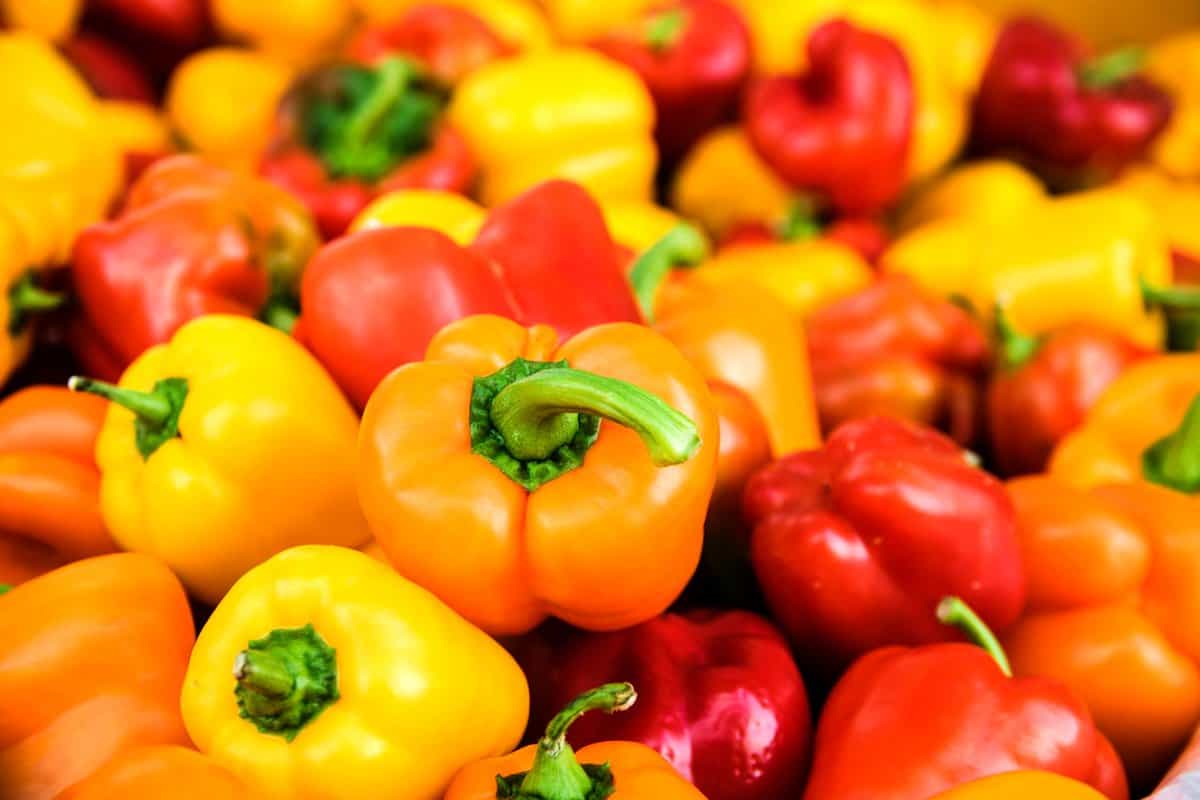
[260,57,475,239]
[720,200,890,263]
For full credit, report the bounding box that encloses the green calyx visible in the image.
[234,624,339,742]
[627,223,708,322]
[645,8,688,52]
[993,305,1042,370]
[1142,280,1200,352]
[1078,45,1145,89]
[68,376,188,460]
[0,583,10,596]
[471,358,701,492]
[497,683,636,800]
[7,271,64,336]
[301,58,445,182]
[937,596,1012,677]
[1143,393,1200,494]
[774,199,823,242]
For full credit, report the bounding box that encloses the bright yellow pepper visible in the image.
[349,189,486,244]
[97,100,173,160]
[354,0,553,52]
[448,47,657,207]
[1118,167,1200,263]
[537,0,654,42]
[896,159,1047,232]
[0,0,82,42]
[72,315,371,606]
[928,771,1108,800]
[211,0,352,67]
[1147,31,1200,180]
[881,188,1171,347]
[166,47,293,173]
[601,200,693,254]
[182,544,529,800]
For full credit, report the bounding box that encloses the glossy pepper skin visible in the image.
[61,746,248,800]
[260,58,475,238]
[517,611,811,800]
[71,155,320,374]
[0,387,114,586]
[971,17,1173,186]
[744,416,1024,672]
[183,545,528,800]
[0,553,195,800]
[743,19,913,214]
[806,275,991,447]
[929,772,1110,800]
[590,0,750,164]
[445,683,706,800]
[359,315,718,635]
[987,319,1149,477]
[803,598,1126,800]
[73,315,370,605]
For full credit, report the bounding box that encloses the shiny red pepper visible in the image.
[515,610,811,800]
[70,155,319,373]
[971,17,1173,186]
[60,32,156,104]
[345,3,512,85]
[743,19,913,214]
[590,0,750,164]
[987,316,1150,477]
[259,58,475,238]
[805,275,990,447]
[803,597,1127,800]
[743,416,1024,674]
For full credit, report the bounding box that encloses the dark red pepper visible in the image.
[590,0,750,164]
[971,17,1173,187]
[85,0,209,52]
[60,32,156,104]
[743,416,1024,675]
[515,610,811,800]
[743,19,913,214]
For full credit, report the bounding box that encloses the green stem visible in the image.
[1143,394,1200,493]
[1143,280,1200,311]
[234,624,339,742]
[262,300,299,334]
[0,583,10,596]
[628,223,708,322]
[937,596,1012,677]
[1078,46,1145,89]
[234,650,296,699]
[774,198,822,242]
[993,305,1042,369]
[1142,281,1200,352]
[342,58,411,151]
[8,271,65,335]
[645,8,688,52]
[68,376,189,460]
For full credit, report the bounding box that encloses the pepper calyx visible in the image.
[69,376,188,460]
[234,623,339,742]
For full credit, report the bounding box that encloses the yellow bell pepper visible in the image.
[448,48,657,207]
[671,125,794,241]
[349,189,486,244]
[928,770,1109,800]
[354,0,553,52]
[0,0,82,42]
[881,188,1172,347]
[97,100,173,160]
[166,47,293,173]
[1147,30,1200,180]
[211,0,352,67]
[896,159,1047,232]
[601,200,693,254]
[182,544,529,800]
[70,315,371,606]
[1117,166,1200,262]
[537,0,654,42]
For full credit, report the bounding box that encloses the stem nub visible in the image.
[1078,46,1145,89]
[993,305,1042,369]
[8,271,65,336]
[937,596,1012,677]
[69,376,188,460]
[628,223,708,322]
[1143,394,1200,493]
[234,624,339,742]
[645,8,688,52]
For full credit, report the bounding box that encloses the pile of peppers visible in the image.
[4,1,1200,799]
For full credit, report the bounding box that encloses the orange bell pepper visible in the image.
[0,386,115,586]
[0,553,195,800]
[444,682,706,800]
[929,771,1109,800]
[61,746,248,800]
[358,315,718,635]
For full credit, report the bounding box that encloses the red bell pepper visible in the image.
[805,275,990,446]
[803,597,1127,800]
[721,206,890,264]
[345,3,512,85]
[743,416,1024,674]
[743,19,913,214]
[515,610,811,800]
[70,155,319,373]
[590,0,750,164]
[86,0,209,52]
[971,17,1173,186]
[260,58,475,238]
[987,315,1150,477]
[60,32,156,104]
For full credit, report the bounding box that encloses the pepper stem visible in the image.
[68,376,189,460]
[1078,46,1145,89]
[262,300,299,334]
[345,58,411,149]
[994,305,1042,369]
[234,624,339,742]
[645,8,687,52]
[628,223,708,321]
[0,584,10,596]
[937,596,1012,677]
[7,271,65,335]
[1142,280,1200,311]
[775,198,823,242]
[1143,394,1200,493]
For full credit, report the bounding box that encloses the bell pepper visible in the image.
[721,213,891,264]
[350,187,485,242]
[60,32,156,103]
[929,772,1111,799]
[0,553,195,800]
[600,200,688,255]
[181,545,527,799]
[0,211,65,387]
[61,746,248,800]
[87,0,208,52]
[346,3,513,85]
[0,386,113,587]
[353,0,554,54]
[69,314,370,605]
[987,316,1150,477]
[590,0,751,164]
[260,58,475,238]
[210,0,350,67]
[539,0,654,42]
[1117,166,1200,270]
[0,0,82,41]
[881,188,1172,348]
[1152,724,1200,798]
[445,682,706,800]
[448,48,657,206]
[71,154,319,374]
[743,19,913,214]
[1146,31,1200,180]
[803,596,1126,800]
[805,275,990,447]
[166,47,294,172]
[516,611,811,800]
[359,314,718,634]
[971,17,1173,187]
[743,416,1024,673]
[895,158,1047,233]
